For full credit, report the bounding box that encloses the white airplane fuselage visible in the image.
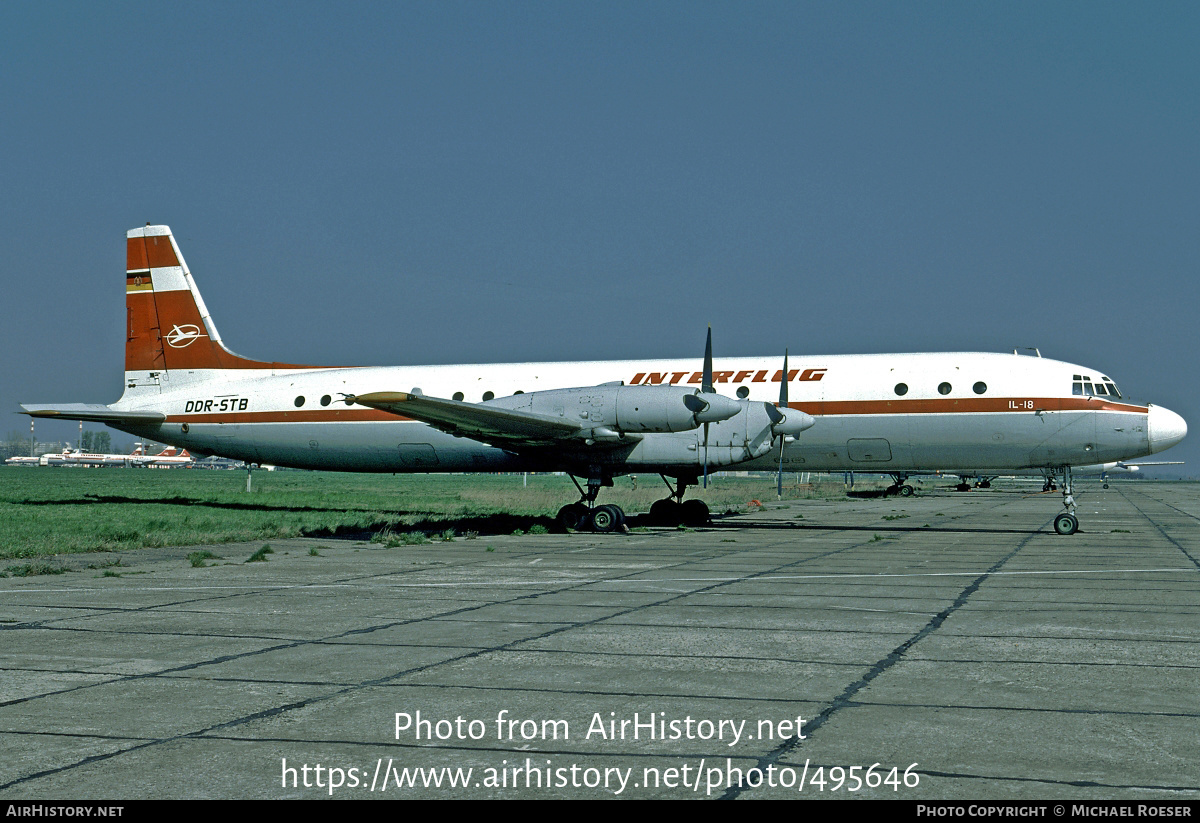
[112,352,1179,477]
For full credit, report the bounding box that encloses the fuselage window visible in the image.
[736,386,750,399]
[453,392,464,401]
[294,396,305,407]
[938,382,952,395]
[482,391,495,401]
[973,382,987,394]
[320,395,331,406]
[894,383,908,396]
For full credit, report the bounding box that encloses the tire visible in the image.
[899,485,914,497]
[591,504,621,533]
[556,503,589,532]
[649,499,681,526]
[1053,513,1079,535]
[680,499,710,526]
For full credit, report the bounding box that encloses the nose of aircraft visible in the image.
[1147,405,1187,453]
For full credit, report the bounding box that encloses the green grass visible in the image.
[5,561,67,577]
[188,550,222,567]
[245,545,274,563]
[0,467,852,559]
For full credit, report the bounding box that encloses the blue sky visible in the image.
[2,1,1196,471]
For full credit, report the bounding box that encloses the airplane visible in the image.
[1091,460,1185,488]
[20,225,1188,536]
[129,444,196,468]
[4,456,42,466]
[879,460,1186,497]
[37,446,139,467]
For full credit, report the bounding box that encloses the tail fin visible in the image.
[125,226,308,375]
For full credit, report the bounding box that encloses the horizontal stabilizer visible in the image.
[21,404,166,425]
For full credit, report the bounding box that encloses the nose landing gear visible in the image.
[1051,467,1079,535]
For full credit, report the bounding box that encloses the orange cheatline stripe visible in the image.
[167,409,411,424]
[162,397,1148,425]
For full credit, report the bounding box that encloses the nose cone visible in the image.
[1148,405,1187,453]
[687,392,743,423]
[773,407,816,436]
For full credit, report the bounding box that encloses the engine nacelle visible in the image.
[487,384,742,435]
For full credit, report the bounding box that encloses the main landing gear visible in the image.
[555,472,627,533]
[647,475,710,526]
[884,474,915,497]
[1051,466,1079,535]
[555,472,712,533]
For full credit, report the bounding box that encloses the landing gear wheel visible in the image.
[899,484,914,497]
[591,504,624,533]
[556,503,590,532]
[1103,482,1110,489]
[956,483,971,492]
[1053,513,1079,535]
[680,499,710,526]
[649,499,682,526]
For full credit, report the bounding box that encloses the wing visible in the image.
[21,404,166,425]
[350,391,608,450]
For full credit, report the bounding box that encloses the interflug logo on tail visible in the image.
[164,324,207,348]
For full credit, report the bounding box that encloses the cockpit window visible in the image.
[1074,374,1123,399]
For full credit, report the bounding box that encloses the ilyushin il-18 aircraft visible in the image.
[22,226,1187,535]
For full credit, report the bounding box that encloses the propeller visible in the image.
[765,349,817,499]
[702,326,713,488]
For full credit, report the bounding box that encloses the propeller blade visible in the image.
[702,326,714,394]
[778,349,788,500]
[779,349,788,408]
[702,325,713,487]
[778,444,784,500]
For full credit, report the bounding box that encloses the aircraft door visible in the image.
[847,438,893,462]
